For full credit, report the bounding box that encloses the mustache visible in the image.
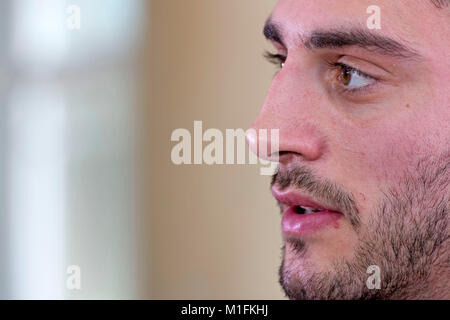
[271,165,361,229]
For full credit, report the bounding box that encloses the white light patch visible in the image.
[7,82,66,299]
[10,0,67,72]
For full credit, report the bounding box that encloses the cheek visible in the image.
[333,83,448,186]
[359,133,410,182]
[323,116,427,221]
[337,116,428,188]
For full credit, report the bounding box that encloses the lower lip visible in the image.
[282,206,342,237]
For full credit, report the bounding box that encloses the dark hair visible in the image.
[431,0,450,8]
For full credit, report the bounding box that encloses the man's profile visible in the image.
[247,0,449,299]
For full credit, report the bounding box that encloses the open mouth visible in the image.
[271,186,343,236]
[294,206,325,215]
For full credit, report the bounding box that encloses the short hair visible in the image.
[430,0,450,8]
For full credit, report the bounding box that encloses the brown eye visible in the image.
[339,66,352,86]
[332,63,375,90]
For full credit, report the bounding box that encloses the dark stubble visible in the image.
[272,153,449,299]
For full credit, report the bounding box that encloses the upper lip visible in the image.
[271,185,340,213]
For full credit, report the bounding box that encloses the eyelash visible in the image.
[328,62,376,93]
[264,51,377,94]
[264,51,286,69]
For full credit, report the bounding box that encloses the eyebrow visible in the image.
[263,20,420,59]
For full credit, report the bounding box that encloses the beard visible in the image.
[274,153,450,300]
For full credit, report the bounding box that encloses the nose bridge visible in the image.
[247,67,325,161]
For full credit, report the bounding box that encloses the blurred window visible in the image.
[2,0,145,299]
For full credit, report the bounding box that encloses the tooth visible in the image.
[304,207,315,214]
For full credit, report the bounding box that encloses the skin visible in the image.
[248,0,449,299]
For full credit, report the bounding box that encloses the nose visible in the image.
[246,66,325,163]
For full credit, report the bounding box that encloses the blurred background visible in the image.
[0,0,284,299]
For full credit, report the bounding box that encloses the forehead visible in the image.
[270,0,446,56]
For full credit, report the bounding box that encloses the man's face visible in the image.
[248,0,450,299]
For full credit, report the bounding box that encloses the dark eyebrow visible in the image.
[263,20,420,59]
[305,29,419,58]
[263,20,285,47]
